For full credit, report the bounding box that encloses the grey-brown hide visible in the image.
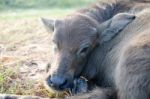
[48,15,98,76]
[42,11,135,91]
[41,0,150,99]
[43,14,99,91]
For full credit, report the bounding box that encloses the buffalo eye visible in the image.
[80,47,89,54]
[78,46,90,57]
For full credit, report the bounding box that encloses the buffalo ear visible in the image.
[41,18,55,32]
[98,13,135,44]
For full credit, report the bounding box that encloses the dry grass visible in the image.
[0,9,74,98]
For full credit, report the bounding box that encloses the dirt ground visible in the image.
[0,18,59,97]
[0,18,50,78]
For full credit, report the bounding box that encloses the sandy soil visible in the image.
[0,19,56,97]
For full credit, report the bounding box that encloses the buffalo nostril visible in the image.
[59,79,67,89]
[49,75,67,89]
[132,16,136,19]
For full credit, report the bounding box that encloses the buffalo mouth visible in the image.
[45,76,88,95]
[71,77,88,94]
[45,63,89,94]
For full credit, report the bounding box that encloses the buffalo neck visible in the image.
[77,0,134,24]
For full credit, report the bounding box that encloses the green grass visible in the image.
[0,8,76,20]
[0,64,32,94]
[0,64,55,97]
[0,63,68,98]
[0,0,96,10]
[0,0,97,20]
